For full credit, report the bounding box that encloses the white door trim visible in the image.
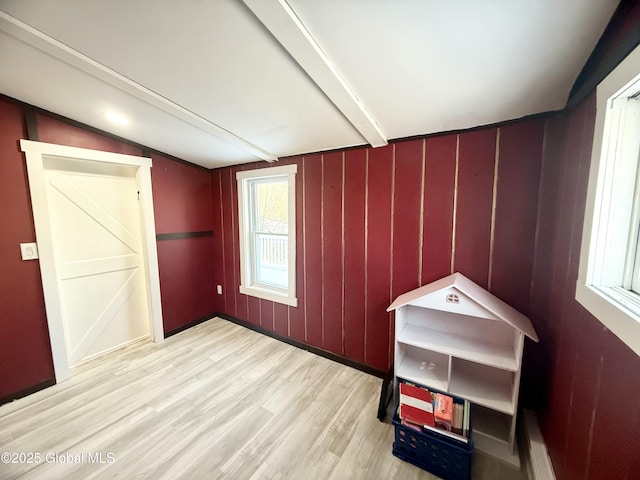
[20,139,164,382]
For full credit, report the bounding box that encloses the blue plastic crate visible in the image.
[392,410,473,480]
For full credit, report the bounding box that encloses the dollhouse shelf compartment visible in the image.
[397,321,518,371]
[388,272,539,467]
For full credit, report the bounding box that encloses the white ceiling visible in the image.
[0,0,619,169]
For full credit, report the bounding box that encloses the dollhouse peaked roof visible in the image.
[387,272,538,342]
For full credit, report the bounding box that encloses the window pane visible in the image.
[250,178,289,289]
[252,179,288,234]
[254,233,288,289]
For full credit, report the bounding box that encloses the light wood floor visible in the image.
[0,317,524,479]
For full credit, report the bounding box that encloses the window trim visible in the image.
[236,164,297,307]
[576,43,640,357]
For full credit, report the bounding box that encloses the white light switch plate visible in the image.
[20,242,39,260]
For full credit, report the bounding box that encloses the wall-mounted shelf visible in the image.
[388,272,538,467]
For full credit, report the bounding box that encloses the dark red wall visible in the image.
[0,100,54,400]
[527,93,640,480]
[0,103,215,401]
[151,154,215,334]
[210,121,545,373]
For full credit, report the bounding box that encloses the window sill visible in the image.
[575,282,640,356]
[239,284,298,307]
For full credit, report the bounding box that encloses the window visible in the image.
[237,165,297,307]
[577,43,640,357]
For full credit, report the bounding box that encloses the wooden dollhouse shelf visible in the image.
[388,272,539,465]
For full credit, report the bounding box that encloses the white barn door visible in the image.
[21,140,164,382]
[44,159,150,366]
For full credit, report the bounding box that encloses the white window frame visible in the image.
[577,43,640,357]
[236,164,297,307]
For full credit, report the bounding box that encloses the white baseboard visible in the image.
[520,409,555,480]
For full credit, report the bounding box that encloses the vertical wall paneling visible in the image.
[587,333,640,480]
[560,98,603,479]
[261,300,275,332]
[529,112,572,474]
[541,109,578,475]
[365,144,394,371]
[487,129,501,292]
[391,140,424,299]
[527,92,640,480]
[303,155,323,348]
[452,136,460,275]
[272,300,287,336]
[389,144,396,369]
[418,140,426,284]
[221,168,237,318]
[341,155,346,354]
[248,295,261,328]
[209,125,545,375]
[561,309,603,480]
[559,98,607,480]
[490,120,544,314]
[422,134,457,285]
[454,129,497,289]
[322,152,344,355]
[541,102,587,477]
[343,148,367,362]
[527,115,566,357]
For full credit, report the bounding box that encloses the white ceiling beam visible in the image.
[0,11,277,162]
[243,0,388,148]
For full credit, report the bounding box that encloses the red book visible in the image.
[399,383,435,427]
